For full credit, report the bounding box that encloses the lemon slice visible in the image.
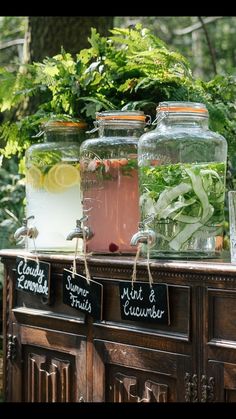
[26,165,43,189]
[43,164,65,193]
[54,163,80,188]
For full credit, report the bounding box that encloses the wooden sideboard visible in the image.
[1,249,236,403]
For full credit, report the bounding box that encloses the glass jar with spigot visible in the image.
[24,120,87,251]
[136,101,227,259]
[80,111,146,254]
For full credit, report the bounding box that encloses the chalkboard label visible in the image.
[63,269,103,320]
[15,257,50,298]
[119,281,170,324]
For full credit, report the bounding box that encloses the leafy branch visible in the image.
[0,23,235,177]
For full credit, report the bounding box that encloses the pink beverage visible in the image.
[80,110,146,253]
[82,158,139,253]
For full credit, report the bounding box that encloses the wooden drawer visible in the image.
[95,278,191,341]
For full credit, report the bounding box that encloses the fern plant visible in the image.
[0,24,235,185]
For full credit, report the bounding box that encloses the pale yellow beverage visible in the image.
[26,161,83,252]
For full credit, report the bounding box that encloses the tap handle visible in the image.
[138,221,145,230]
[75,219,82,229]
[22,215,35,226]
[24,215,38,238]
[75,216,88,228]
[137,215,154,232]
[27,215,35,221]
[79,215,88,224]
[79,216,93,240]
[142,214,155,226]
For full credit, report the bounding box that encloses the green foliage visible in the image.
[115,17,236,80]
[198,76,236,158]
[0,25,194,156]
[0,24,235,184]
[0,159,25,249]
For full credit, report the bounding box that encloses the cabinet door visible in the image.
[205,288,236,402]
[205,361,236,402]
[93,340,193,402]
[9,323,87,402]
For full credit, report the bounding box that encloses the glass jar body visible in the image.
[80,114,145,254]
[138,105,227,259]
[25,124,86,251]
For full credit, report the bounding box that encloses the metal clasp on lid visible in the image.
[32,130,45,138]
[86,121,99,134]
[152,111,168,126]
[145,115,152,126]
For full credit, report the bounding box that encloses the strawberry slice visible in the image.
[109,242,119,252]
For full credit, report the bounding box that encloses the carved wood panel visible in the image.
[111,371,168,402]
[93,340,191,402]
[23,346,75,402]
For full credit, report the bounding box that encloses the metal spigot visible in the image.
[130,222,156,247]
[66,216,94,241]
[14,215,38,241]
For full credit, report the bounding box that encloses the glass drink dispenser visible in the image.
[135,101,227,259]
[80,111,146,254]
[21,120,87,251]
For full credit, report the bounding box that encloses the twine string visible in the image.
[147,240,154,288]
[24,233,29,262]
[131,243,142,288]
[131,240,153,289]
[83,227,91,284]
[72,237,79,278]
[32,236,39,265]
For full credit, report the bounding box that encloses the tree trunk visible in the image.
[20,16,113,115]
[24,16,114,62]
[192,29,204,79]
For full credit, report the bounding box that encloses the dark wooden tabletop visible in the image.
[0,248,235,276]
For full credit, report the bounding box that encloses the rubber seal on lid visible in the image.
[44,120,87,129]
[156,101,208,115]
[96,111,146,122]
